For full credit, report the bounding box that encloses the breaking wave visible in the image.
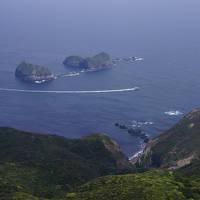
[131,120,154,128]
[164,111,183,116]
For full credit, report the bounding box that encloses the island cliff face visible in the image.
[15,62,55,83]
[135,108,200,170]
[63,52,112,70]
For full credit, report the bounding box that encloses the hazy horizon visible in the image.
[1,0,200,56]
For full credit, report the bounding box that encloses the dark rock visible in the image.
[144,137,150,143]
[140,133,148,140]
[128,128,142,136]
[123,58,131,62]
[115,123,119,127]
[122,57,137,63]
[119,125,128,130]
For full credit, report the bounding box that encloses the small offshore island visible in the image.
[14,53,142,84]
[63,52,113,70]
[15,62,55,83]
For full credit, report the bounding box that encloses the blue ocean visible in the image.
[0,0,200,156]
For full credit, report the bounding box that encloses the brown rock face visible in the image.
[135,108,200,170]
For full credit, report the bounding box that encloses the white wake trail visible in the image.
[0,87,140,94]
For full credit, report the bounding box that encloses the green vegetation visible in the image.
[15,62,54,82]
[175,160,200,200]
[66,170,185,200]
[0,128,131,199]
[63,52,112,69]
[1,108,200,199]
[85,52,111,69]
[63,56,85,68]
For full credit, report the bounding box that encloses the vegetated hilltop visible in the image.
[15,62,55,83]
[63,52,112,70]
[0,128,132,199]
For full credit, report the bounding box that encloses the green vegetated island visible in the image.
[15,62,55,83]
[63,52,112,70]
[15,52,112,83]
[1,108,200,199]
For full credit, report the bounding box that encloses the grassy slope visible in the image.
[66,166,200,200]
[66,170,186,200]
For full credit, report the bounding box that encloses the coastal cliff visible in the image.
[135,108,200,170]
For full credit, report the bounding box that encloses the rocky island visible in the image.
[63,52,112,70]
[15,62,55,83]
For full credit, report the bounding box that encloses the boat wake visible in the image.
[0,87,140,94]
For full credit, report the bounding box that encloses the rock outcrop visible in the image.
[135,108,200,169]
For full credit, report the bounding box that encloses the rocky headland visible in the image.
[133,108,200,170]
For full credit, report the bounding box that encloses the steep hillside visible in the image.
[136,108,200,169]
[1,107,200,200]
[66,170,186,200]
[0,128,132,199]
[4,169,199,200]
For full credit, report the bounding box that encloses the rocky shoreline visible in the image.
[129,144,146,163]
[115,122,150,143]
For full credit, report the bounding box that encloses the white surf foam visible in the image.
[129,143,146,161]
[129,149,143,161]
[0,87,140,94]
[131,120,154,128]
[35,80,46,84]
[135,57,143,61]
[63,72,80,77]
[165,111,183,116]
